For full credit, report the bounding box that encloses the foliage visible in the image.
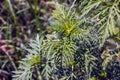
[51,2,89,40]
[0,0,119,80]
[79,0,120,43]
[12,35,42,80]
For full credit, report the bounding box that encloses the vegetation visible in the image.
[0,0,120,80]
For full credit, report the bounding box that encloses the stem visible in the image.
[71,65,74,80]
[6,0,17,25]
[34,0,40,15]
[0,60,9,74]
[67,0,76,16]
[5,52,17,70]
[36,65,42,80]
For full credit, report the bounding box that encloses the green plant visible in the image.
[80,0,120,43]
[12,0,120,80]
[12,1,87,79]
[101,50,114,70]
[51,2,89,40]
[12,35,42,80]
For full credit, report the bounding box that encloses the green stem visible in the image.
[6,52,17,70]
[6,0,17,25]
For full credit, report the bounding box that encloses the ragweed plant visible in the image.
[51,2,88,40]
[12,35,57,80]
[80,0,120,43]
[12,0,120,80]
[79,1,120,78]
[12,35,42,80]
[12,1,90,79]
